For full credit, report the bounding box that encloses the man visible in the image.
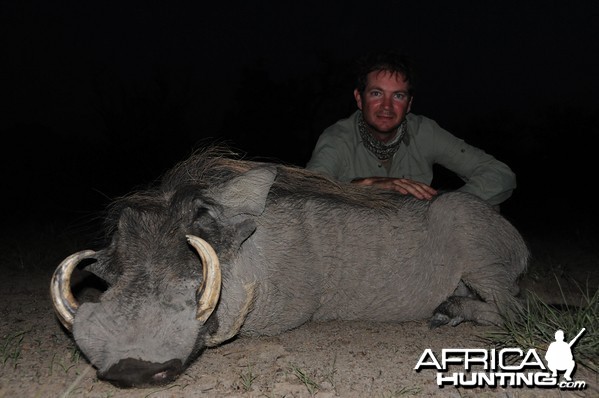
[306,50,516,206]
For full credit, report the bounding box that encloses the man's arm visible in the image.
[351,177,437,200]
[430,124,517,205]
[308,133,437,200]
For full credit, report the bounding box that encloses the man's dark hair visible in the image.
[355,50,415,95]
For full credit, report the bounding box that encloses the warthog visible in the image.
[51,147,528,388]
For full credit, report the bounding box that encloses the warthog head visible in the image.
[50,155,272,387]
[51,231,221,387]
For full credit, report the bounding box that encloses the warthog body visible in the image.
[51,147,528,387]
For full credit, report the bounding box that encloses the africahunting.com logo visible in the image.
[414,328,587,390]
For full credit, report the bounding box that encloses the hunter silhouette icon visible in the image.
[545,328,586,381]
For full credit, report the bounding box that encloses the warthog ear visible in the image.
[212,166,277,218]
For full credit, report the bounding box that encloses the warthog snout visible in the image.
[99,358,183,388]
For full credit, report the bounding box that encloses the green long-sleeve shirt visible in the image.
[306,111,516,205]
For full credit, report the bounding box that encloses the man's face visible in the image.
[354,70,413,141]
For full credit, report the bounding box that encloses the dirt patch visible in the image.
[1,227,597,398]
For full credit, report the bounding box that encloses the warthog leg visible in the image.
[429,296,502,328]
[429,274,519,328]
[429,280,480,328]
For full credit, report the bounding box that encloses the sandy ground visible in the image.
[1,226,598,398]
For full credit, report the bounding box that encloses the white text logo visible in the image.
[414,328,587,390]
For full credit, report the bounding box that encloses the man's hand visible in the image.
[351,177,437,200]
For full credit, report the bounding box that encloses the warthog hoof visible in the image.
[429,297,467,328]
[428,313,465,329]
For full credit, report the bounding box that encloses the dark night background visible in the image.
[1,1,598,240]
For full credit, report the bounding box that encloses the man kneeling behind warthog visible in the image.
[51,146,528,388]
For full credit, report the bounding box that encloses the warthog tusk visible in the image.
[50,250,96,331]
[186,235,222,323]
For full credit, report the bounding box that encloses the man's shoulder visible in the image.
[406,113,439,131]
[406,113,449,139]
[322,111,360,139]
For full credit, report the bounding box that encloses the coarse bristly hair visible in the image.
[165,146,421,210]
[102,145,420,236]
